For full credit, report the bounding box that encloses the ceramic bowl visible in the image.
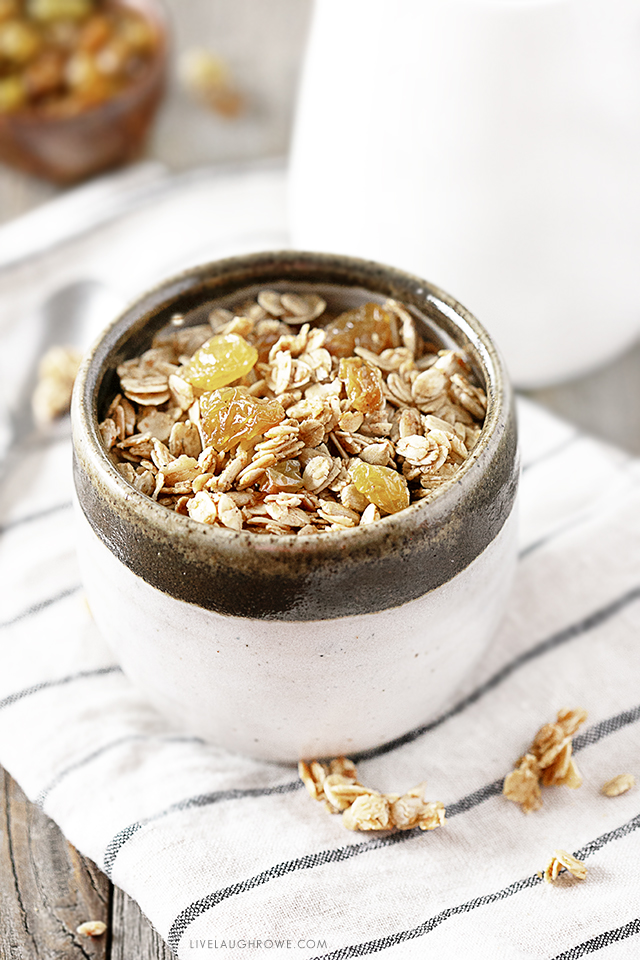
[0,0,167,184]
[71,251,519,762]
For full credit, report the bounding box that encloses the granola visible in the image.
[601,773,635,797]
[76,920,107,937]
[100,291,487,534]
[298,757,446,833]
[0,1,158,118]
[32,344,82,425]
[543,849,587,884]
[503,708,587,813]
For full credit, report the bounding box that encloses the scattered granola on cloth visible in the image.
[32,345,82,425]
[99,292,487,534]
[503,708,587,813]
[543,850,588,884]
[601,774,636,797]
[298,757,446,833]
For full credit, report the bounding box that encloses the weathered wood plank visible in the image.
[0,767,110,960]
[110,887,176,960]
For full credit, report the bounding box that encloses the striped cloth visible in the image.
[0,164,639,960]
[1,387,640,958]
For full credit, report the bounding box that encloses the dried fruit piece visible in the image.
[100,286,486,534]
[28,0,93,21]
[0,73,26,110]
[199,387,284,452]
[324,302,394,358]
[179,48,245,118]
[182,333,257,391]
[350,461,409,515]
[253,324,284,363]
[260,459,304,494]
[339,356,384,414]
[0,18,41,63]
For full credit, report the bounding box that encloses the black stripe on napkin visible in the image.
[573,704,640,750]
[445,700,640,817]
[0,583,82,630]
[0,665,121,711]
[164,715,640,953]
[306,815,640,960]
[518,505,621,561]
[551,917,640,960]
[0,500,72,537]
[519,459,638,560]
[100,583,640,876]
[520,431,580,472]
[36,733,204,807]
[357,582,640,761]
[103,779,303,876]
[166,831,415,953]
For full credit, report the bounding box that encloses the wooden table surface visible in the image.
[0,769,175,960]
[2,1,640,956]
[0,3,311,957]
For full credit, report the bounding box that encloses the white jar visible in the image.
[289,0,640,387]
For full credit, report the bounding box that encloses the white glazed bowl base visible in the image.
[75,501,518,763]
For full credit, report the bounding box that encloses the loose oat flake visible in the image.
[76,920,107,937]
[543,849,587,885]
[601,773,635,797]
[100,292,487,534]
[298,757,446,833]
[503,708,587,813]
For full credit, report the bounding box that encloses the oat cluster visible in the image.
[99,291,487,535]
[298,756,446,833]
[542,849,587,885]
[32,344,82,425]
[503,708,587,814]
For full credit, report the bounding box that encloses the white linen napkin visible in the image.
[1,168,640,960]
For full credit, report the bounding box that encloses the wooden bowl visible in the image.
[0,0,167,184]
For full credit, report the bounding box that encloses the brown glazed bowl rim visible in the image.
[73,250,512,559]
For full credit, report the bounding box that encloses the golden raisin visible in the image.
[0,73,26,110]
[200,387,284,452]
[78,13,111,52]
[252,326,283,363]
[24,48,65,97]
[260,459,303,494]
[324,302,394,358]
[182,333,258,392]
[0,19,42,63]
[350,461,409,515]
[339,357,384,414]
[27,0,93,21]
